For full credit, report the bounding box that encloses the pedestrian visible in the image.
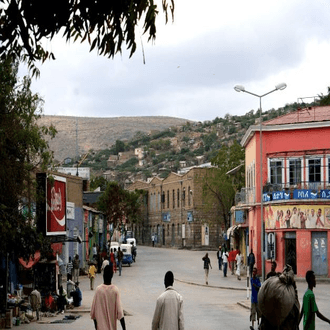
[90,264,126,330]
[299,270,330,330]
[250,267,261,330]
[73,254,80,283]
[66,256,73,281]
[57,285,67,314]
[117,247,124,276]
[233,246,239,272]
[92,243,97,260]
[30,286,41,320]
[266,261,278,279]
[228,248,235,274]
[216,246,222,270]
[131,242,137,262]
[101,257,109,275]
[235,250,242,280]
[222,248,229,277]
[248,249,255,278]
[152,234,155,247]
[152,271,184,330]
[202,253,212,285]
[89,262,97,290]
[71,282,82,307]
[110,248,117,273]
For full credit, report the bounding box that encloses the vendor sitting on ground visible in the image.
[44,291,55,313]
[71,282,82,307]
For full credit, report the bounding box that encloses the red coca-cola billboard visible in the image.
[46,176,66,235]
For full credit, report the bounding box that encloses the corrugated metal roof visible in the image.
[263,106,330,125]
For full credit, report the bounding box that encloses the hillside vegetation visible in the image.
[54,101,311,184]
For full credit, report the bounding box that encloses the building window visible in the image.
[308,158,321,188]
[182,187,186,207]
[177,189,180,208]
[188,186,191,206]
[167,190,169,209]
[269,159,283,187]
[172,189,175,209]
[289,158,302,185]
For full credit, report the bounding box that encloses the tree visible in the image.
[0,0,174,75]
[90,176,108,191]
[318,87,330,106]
[97,182,144,238]
[0,58,56,307]
[200,141,245,231]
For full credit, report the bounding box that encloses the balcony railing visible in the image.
[235,187,256,205]
[236,181,330,206]
[263,181,330,192]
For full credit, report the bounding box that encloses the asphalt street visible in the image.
[18,246,330,330]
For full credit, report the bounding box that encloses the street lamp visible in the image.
[234,82,287,282]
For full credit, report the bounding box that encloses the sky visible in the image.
[20,0,330,122]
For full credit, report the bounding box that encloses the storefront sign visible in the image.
[265,204,330,230]
[272,191,290,201]
[162,212,171,222]
[187,211,193,222]
[294,189,318,199]
[47,176,66,236]
[235,210,245,223]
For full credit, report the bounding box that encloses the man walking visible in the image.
[250,267,261,330]
[72,254,80,283]
[299,270,330,330]
[216,246,222,270]
[117,247,123,276]
[91,265,126,330]
[248,249,255,278]
[222,248,229,277]
[152,271,184,330]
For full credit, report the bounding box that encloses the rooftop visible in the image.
[263,106,330,125]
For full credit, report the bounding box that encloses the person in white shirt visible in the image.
[222,249,229,277]
[152,271,184,330]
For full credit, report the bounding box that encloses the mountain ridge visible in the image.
[38,115,192,161]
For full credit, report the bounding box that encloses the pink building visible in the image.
[236,106,330,278]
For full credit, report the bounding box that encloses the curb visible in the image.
[237,301,250,310]
[175,278,246,291]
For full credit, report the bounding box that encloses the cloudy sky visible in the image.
[22,0,330,122]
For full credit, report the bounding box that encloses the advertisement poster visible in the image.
[265,204,330,230]
[47,176,66,235]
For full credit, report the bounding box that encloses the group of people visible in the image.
[250,261,330,330]
[215,245,244,280]
[90,266,184,330]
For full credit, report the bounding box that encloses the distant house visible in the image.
[107,155,119,167]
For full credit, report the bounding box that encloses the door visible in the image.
[171,224,175,246]
[202,224,209,246]
[285,232,297,274]
[312,232,328,276]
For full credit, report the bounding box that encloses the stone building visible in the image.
[127,167,225,248]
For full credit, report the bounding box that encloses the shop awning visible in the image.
[18,251,41,269]
[227,225,238,238]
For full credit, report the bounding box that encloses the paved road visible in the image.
[19,246,330,330]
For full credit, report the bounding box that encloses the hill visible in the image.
[38,115,191,161]
[41,101,314,183]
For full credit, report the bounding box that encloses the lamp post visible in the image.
[234,83,287,282]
